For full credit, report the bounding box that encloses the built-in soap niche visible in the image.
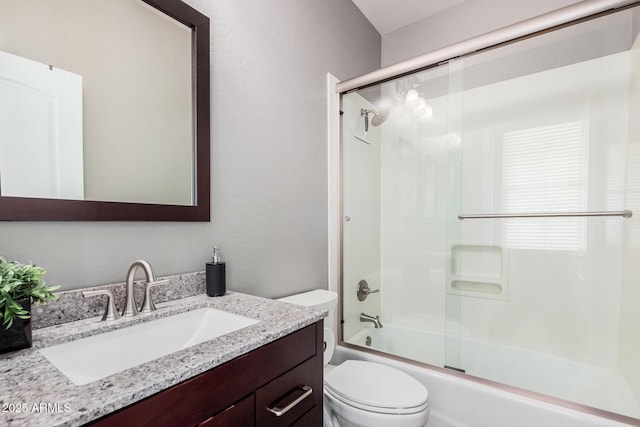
[446,244,509,301]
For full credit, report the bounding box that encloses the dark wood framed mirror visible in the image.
[0,0,210,221]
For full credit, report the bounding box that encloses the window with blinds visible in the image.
[502,121,587,250]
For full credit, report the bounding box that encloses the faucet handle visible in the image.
[357,280,380,301]
[140,279,169,313]
[83,289,121,321]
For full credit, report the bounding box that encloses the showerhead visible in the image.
[356,107,389,144]
[360,108,389,131]
[371,109,389,126]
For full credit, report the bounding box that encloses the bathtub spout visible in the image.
[360,312,382,328]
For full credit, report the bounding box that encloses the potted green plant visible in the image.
[0,257,59,353]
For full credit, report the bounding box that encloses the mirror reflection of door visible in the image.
[0,50,83,199]
[0,0,194,206]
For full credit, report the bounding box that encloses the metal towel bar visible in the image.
[458,209,633,220]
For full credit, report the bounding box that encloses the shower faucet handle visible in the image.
[357,279,380,301]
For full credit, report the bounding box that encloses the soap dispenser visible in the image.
[206,246,226,297]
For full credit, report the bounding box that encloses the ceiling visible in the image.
[351,0,468,35]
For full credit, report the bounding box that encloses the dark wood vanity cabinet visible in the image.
[198,394,255,426]
[89,321,323,427]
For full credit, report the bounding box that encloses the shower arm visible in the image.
[360,108,370,132]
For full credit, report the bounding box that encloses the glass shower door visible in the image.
[341,64,457,369]
[442,7,640,418]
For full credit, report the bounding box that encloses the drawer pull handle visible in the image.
[266,385,313,417]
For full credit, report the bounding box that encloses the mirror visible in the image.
[0,0,210,221]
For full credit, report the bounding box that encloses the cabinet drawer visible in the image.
[290,408,320,427]
[256,356,322,427]
[199,394,254,427]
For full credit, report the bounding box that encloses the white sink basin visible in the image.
[39,307,258,385]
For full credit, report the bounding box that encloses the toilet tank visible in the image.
[278,289,338,319]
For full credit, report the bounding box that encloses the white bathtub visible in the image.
[337,325,638,427]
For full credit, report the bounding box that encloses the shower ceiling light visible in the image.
[396,76,434,117]
[415,98,433,119]
[424,104,433,118]
[396,76,421,101]
[406,89,419,106]
[415,97,427,111]
[421,104,433,119]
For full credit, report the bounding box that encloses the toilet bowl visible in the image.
[325,360,430,427]
[278,290,430,427]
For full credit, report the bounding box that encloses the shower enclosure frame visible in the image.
[335,0,640,425]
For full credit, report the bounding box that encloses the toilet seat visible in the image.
[324,360,430,415]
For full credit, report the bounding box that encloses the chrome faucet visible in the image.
[360,312,383,328]
[122,260,167,317]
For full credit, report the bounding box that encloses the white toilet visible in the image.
[278,290,431,427]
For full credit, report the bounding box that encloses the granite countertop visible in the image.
[0,292,324,427]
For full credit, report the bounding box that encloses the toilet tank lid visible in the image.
[278,289,337,311]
